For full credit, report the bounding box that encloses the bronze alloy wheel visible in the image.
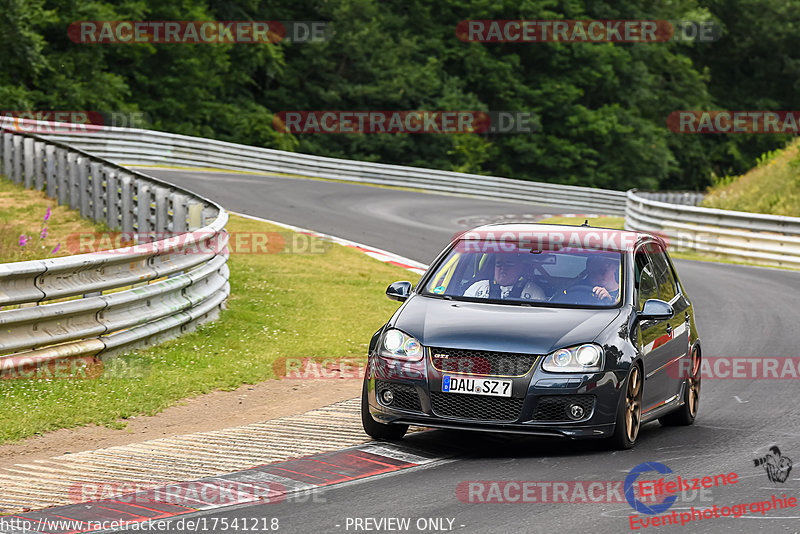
[688,349,701,417]
[626,366,643,442]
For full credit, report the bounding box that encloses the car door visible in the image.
[648,244,691,400]
[634,243,674,410]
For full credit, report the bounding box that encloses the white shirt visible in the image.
[464,280,546,300]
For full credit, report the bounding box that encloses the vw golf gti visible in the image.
[361,223,702,449]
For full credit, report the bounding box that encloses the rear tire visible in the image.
[361,378,408,440]
[607,364,643,450]
[659,348,700,427]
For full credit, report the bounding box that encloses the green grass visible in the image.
[0,177,105,263]
[0,213,408,443]
[702,139,800,216]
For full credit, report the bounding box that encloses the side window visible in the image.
[649,246,678,302]
[635,248,658,310]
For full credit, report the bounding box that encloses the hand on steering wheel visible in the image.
[592,285,612,301]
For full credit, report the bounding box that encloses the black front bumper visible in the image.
[366,353,625,439]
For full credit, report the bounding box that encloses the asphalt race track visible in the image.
[122,169,800,534]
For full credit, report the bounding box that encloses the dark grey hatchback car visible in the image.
[361,223,702,449]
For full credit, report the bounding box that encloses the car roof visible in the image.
[455,223,661,252]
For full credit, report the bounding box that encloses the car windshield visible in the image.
[423,238,624,307]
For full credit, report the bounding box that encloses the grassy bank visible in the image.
[0,177,104,263]
[702,139,800,216]
[0,211,409,443]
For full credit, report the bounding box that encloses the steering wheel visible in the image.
[561,284,601,305]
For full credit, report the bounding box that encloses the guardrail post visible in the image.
[23,137,35,188]
[136,180,153,234]
[91,162,105,222]
[12,135,23,183]
[68,153,81,209]
[57,148,69,205]
[34,141,46,190]
[0,132,7,177]
[106,171,120,229]
[79,158,91,217]
[172,194,188,233]
[1,133,10,180]
[45,144,57,196]
[120,174,134,232]
[154,186,169,233]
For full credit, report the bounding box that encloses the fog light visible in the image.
[567,403,585,420]
[381,389,394,405]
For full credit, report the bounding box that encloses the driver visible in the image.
[464,253,545,300]
[583,255,620,303]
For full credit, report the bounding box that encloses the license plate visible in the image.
[442,376,512,397]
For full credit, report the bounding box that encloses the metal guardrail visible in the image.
[625,190,800,268]
[0,126,230,374]
[29,123,628,215]
[635,191,705,206]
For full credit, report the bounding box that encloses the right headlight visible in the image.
[542,343,604,373]
[378,328,424,362]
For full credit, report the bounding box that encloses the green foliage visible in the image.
[756,148,781,167]
[1,0,798,191]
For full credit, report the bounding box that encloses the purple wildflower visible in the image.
[40,227,48,239]
[51,243,61,254]
[44,206,51,222]
[19,234,28,247]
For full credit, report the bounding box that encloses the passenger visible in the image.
[464,253,545,300]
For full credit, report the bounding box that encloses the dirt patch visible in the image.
[0,378,362,469]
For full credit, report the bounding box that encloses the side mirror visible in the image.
[639,299,674,321]
[386,281,413,302]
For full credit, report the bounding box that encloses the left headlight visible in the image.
[379,328,424,361]
[542,344,604,373]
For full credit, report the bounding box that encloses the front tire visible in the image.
[361,378,408,440]
[607,364,643,450]
[659,348,700,426]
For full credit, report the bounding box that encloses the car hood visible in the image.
[392,295,622,355]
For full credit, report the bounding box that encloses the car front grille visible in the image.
[375,380,422,412]
[532,395,595,421]
[430,392,524,422]
[429,347,538,377]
